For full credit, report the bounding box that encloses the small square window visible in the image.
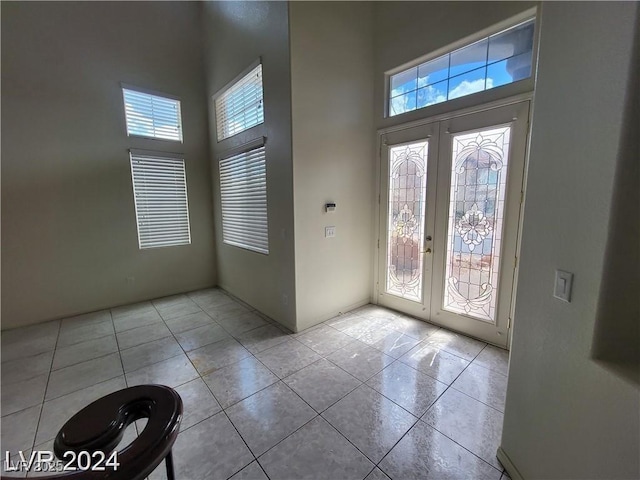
[122,87,183,142]
[214,63,264,141]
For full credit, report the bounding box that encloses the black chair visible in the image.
[2,385,182,480]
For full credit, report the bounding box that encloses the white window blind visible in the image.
[215,64,264,141]
[130,151,191,249]
[123,87,183,142]
[219,144,268,254]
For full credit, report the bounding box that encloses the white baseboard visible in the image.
[497,446,524,480]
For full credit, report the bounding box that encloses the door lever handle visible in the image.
[421,248,432,254]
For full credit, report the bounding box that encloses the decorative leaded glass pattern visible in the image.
[443,126,511,322]
[385,141,429,302]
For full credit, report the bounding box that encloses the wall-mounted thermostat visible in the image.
[325,203,336,212]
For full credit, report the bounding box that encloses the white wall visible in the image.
[500,3,640,479]
[201,1,297,330]
[1,2,216,329]
[290,2,375,331]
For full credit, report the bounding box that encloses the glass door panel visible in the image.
[443,126,512,322]
[385,141,429,302]
[430,101,530,347]
[378,123,439,319]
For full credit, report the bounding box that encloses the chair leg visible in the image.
[165,450,175,480]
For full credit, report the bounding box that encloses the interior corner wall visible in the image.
[289,1,375,331]
[201,1,297,331]
[1,2,216,330]
[500,3,639,479]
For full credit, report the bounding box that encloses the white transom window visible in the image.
[122,86,183,142]
[214,63,264,141]
[388,18,535,117]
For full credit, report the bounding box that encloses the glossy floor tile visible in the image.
[51,335,118,370]
[149,412,254,480]
[379,420,501,479]
[57,319,114,348]
[173,377,221,431]
[229,461,268,480]
[296,324,354,356]
[326,340,394,382]
[45,353,123,400]
[1,351,53,385]
[283,358,361,412]
[112,309,164,333]
[1,374,48,416]
[259,416,374,479]
[120,335,184,373]
[255,339,322,379]
[422,388,505,469]
[399,342,470,385]
[226,381,316,456]
[35,377,127,445]
[322,384,417,463]
[451,363,508,412]
[202,356,278,409]
[366,361,447,417]
[1,321,59,363]
[1,290,510,480]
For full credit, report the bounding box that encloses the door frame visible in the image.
[372,92,533,349]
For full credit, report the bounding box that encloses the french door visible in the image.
[377,101,529,347]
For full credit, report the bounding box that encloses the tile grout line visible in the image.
[111,310,129,389]
[449,383,507,414]
[29,319,62,454]
[416,419,504,474]
[435,341,492,406]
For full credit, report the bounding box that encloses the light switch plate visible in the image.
[554,270,573,302]
[325,226,336,238]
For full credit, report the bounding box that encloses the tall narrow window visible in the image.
[214,63,264,141]
[219,144,268,254]
[130,151,191,249]
[122,87,183,142]
[389,18,535,116]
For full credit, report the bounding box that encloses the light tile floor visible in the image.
[1,289,511,480]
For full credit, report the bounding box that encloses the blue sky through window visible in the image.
[389,19,534,116]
